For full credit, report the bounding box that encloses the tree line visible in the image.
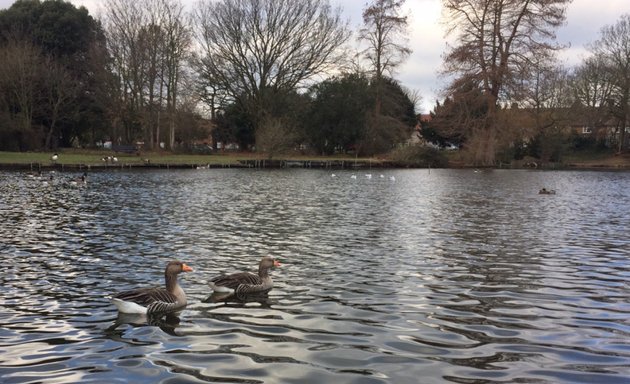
[0,0,628,165]
[431,1,630,165]
[0,0,415,157]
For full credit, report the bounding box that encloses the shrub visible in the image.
[389,145,449,167]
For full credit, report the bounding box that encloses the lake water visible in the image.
[0,168,629,383]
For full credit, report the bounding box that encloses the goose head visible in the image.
[165,260,194,277]
[259,256,282,269]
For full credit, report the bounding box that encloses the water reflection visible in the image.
[106,313,183,338]
[1,169,629,383]
[204,291,272,305]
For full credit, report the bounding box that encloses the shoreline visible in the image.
[0,159,402,171]
[1,159,629,171]
[2,149,629,171]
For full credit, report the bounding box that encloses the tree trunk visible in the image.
[618,89,628,153]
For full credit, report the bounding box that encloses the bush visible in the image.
[388,145,449,167]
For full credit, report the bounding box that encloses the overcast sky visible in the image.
[1,0,628,112]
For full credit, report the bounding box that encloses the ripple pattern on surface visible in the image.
[1,169,629,383]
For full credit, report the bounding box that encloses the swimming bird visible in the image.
[351,174,357,179]
[27,171,43,179]
[539,188,556,195]
[209,256,281,296]
[41,174,54,186]
[110,260,193,314]
[69,172,87,186]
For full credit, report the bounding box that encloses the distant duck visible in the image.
[27,171,43,179]
[41,174,54,186]
[331,173,337,178]
[389,176,396,181]
[365,174,372,179]
[51,153,59,163]
[379,174,384,178]
[69,172,87,186]
[110,260,193,314]
[539,188,556,195]
[351,174,357,179]
[112,156,118,163]
[209,256,281,297]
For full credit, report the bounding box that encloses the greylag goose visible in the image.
[209,256,281,296]
[110,260,193,314]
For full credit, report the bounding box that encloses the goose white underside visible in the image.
[111,298,148,314]
[209,282,234,294]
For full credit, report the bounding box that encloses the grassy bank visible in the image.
[1,149,628,170]
[0,150,242,166]
[0,150,380,169]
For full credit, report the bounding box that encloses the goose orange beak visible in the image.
[182,263,193,272]
[274,260,281,267]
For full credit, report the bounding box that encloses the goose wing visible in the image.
[210,272,261,290]
[113,287,178,307]
[235,281,272,295]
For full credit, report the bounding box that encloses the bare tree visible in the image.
[42,57,79,149]
[161,0,191,149]
[442,0,571,165]
[0,38,42,134]
[359,0,411,114]
[138,9,167,150]
[521,62,574,162]
[520,58,573,133]
[571,55,615,136]
[103,0,147,144]
[103,0,190,149]
[193,0,350,126]
[592,14,630,153]
[255,117,298,159]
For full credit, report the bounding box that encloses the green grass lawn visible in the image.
[0,150,258,166]
[2,149,625,168]
[0,150,368,166]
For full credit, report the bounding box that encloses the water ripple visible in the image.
[1,169,629,383]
